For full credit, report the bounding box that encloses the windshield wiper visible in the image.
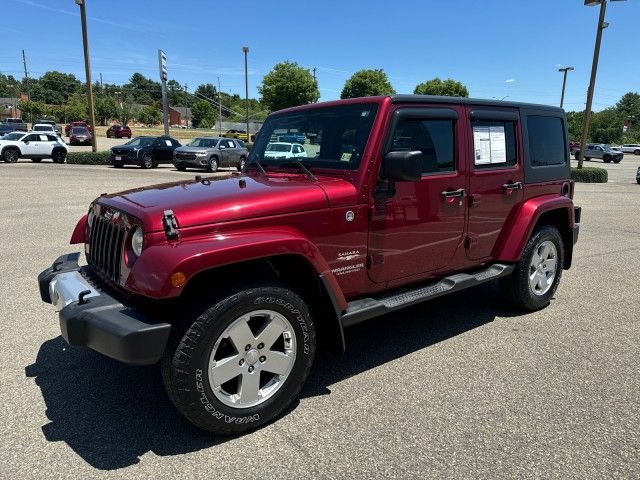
[245,159,266,176]
[279,160,317,182]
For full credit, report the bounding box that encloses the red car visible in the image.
[68,126,92,146]
[39,95,579,435]
[65,121,92,136]
[106,125,132,139]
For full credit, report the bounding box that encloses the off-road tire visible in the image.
[500,225,564,311]
[3,148,20,163]
[141,153,153,169]
[161,285,316,435]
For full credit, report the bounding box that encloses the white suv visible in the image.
[32,123,60,136]
[0,131,68,163]
[617,144,640,155]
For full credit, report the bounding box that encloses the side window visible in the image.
[390,118,455,174]
[153,139,164,147]
[171,139,181,147]
[471,121,517,169]
[47,135,58,142]
[25,134,39,142]
[527,116,566,166]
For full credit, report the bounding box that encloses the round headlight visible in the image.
[131,226,144,256]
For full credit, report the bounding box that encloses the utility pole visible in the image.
[158,49,169,136]
[217,76,223,136]
[75,0,97,152]
[313,67,317,103]
[243,47,250,142]
[576,0,623,169]
[558,66,574,109]
[99,72,103,90]
[22,49,30,123]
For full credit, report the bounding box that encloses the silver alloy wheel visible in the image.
[208,309,296,409]
[209,157,218,171]
[143,154,153,168]
[529,240,558,296]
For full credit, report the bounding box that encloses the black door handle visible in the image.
[441,188,466,198]
[502,181,522,191]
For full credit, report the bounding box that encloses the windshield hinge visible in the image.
[162,209,179,240]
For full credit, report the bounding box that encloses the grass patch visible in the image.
[67,151,111,165]
[571,166,608,183]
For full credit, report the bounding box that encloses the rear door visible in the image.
[368,106,467,283]
[465,108,523,260]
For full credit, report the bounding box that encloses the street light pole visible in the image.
[558,66,574,109]
[243,47,249,142]
[217,76,223,136]
[75,0,97,152]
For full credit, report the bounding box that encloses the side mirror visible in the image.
[383,150,423,182]
[23,140,29,144]
[219,145,226,149]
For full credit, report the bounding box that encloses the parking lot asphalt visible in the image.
[1,156,638,479]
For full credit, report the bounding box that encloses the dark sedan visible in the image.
[110,136,182,169]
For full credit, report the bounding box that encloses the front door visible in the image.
[368,106,467,283]
[465,108,523,260]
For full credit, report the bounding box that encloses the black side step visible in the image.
[341,263,515,327]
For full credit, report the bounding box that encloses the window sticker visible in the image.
[165,139,172,146]
[473,125,506,165]
[39,135,48,141]
[340,152,352,162]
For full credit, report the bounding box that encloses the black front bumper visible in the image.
[38,253,171,365]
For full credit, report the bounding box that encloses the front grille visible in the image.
[112,149,132,157]
[88,214,127,284]
[175,152,196,161]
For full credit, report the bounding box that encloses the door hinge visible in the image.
[162,209,179,240]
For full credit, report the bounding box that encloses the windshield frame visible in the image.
[248,102,380,172]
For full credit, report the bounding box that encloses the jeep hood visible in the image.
[97,174,355,232]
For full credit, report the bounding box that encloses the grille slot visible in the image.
[176,152,196,160]
[88,214,127,284]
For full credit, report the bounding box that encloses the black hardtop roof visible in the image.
[390,94,564,113]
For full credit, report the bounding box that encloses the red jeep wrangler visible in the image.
[39,95,580,434]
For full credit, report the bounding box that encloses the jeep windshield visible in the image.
[249,103,379,170]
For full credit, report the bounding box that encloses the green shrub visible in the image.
[67,151,111,165]
[571,166,608,183]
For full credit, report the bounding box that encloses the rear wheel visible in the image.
[161,285,316,434]
[634,149,640,155]
[3,148,20,163]
[52,149,67,164]
[500,225,564,311]
[141,153,153,169]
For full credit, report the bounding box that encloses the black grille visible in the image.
[88,214,127,283]
[175,152,196,160]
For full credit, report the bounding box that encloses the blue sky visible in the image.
[1,0,638,111]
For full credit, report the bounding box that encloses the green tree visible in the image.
[0,73,19,97]
[168,80,191,107]
[64,95,88,122]
[191,100,216,128]
[137,105,162,126]
[340,69,395,99]
[259,61,319,111]
[566,111,584,141]
[195,83,217,101]
[123,73,161,104]
[119,96,137,125]
[95,96,119,125]
[17,100,46,122]
[29,70,83,105]
[414,77,469,97]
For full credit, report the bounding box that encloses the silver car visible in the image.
[576,143,624,164]
[173,137,248,172]
[618,144,640,155]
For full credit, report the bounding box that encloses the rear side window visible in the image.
[390,118,455,174]
[471,121,517,169]
[527,116,566,166]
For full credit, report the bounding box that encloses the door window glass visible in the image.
[527,116,566,166]
[390,118,455,174]
[471,121,517,169]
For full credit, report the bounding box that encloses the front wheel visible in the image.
[500,225,564,311]
[141,153,153,169]
[161,285,316,434]
[3,148,20,163]
[603,155,611,163]
[634,150,640,155]
[237,157,246,171]
[207,156,218,173]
